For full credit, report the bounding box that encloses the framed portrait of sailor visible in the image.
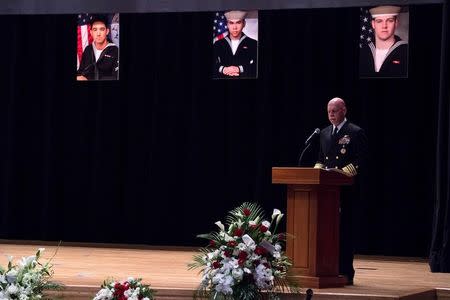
[212,10,259,79]
[76,13,120,81]
[359,6,409,78]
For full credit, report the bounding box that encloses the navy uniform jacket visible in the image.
[359,36,408,78]
[213,34,257,78]
[315,121,368,176]
[77,43,119,80]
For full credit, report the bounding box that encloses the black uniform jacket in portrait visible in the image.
[359,35,408,78]
[213,34,257,78]
[315,121,368,176]
[77,43,119,80]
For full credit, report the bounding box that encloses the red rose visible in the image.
[278,233,285,240]
[263,262,270,268]
[213,261,221,269]
[238,251,248,259]
[260,225,268,233]
[224,250,232,257]
[255,246,267,256]
[234,228,244,237]
[238,258,246,266]
[227,240,237,247]
[243,208,251,216]
[209,240,216,247]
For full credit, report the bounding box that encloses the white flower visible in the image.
[271,209,281,220]
[93,288,113,300]
[19,255,36,268]
[5,269,18,283]
[249,253,261,261]
[212,273,234,295]
[234,211,244,218]
[215,221,225,231]
[274,244,282,251]
[0,274,6,284]
[7,284,19,295]
[248,220,257,226]
[231,268,243,281]
[276,213,284,225]
[262,220,271,228]
[264,230,272,236]
[19,294,29,300]
[235,220,244,228]
[223,233,234,242]
[237,243,247,251]
[273,251,281,259]
[254,264,274,290]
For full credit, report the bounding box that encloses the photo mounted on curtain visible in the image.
[359,6,409,78]
[212,10,258,79]
[76,13,120,81]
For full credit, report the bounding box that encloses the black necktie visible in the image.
[332,127,338,136]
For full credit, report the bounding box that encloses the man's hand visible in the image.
[222,66,240,76]
[77,75,88,81]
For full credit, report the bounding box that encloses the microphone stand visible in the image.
[297,142,312,166]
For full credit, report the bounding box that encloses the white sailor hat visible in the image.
[224,10,247,20]
[369,6,401,18]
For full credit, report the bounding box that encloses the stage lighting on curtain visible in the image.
[359,6,409,78]
[212,10,259,79]
[76,13,120,81]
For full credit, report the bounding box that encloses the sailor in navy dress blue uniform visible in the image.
[213,10,257,78]
[359,5,408,78]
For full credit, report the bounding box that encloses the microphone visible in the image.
[298,128,320,166]
[305,128,320,145]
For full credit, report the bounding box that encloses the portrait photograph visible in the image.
[212,10,259,79]
[76,13,120,81]
[359,6,409,78]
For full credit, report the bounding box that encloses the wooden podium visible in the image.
[272,167,353,288]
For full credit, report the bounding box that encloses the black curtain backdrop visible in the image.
[430,0,450,271]
[0,5,443,257]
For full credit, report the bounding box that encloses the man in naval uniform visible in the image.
[359,5,408,77]
[213,10,257,78]
[77,15,119,81]
[314,97,368,285]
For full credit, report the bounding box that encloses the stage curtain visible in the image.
[430,0,450,272]
[0,7,444,256]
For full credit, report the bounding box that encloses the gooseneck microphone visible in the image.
[298,128,321,166]
[305,128,321,145]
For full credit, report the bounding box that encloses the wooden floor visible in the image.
[1,241,450,299]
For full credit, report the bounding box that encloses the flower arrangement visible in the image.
[189,202,296,300]
[0,248,60,300]
[93,277,155,300]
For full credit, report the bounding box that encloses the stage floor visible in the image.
[1,241,450,299]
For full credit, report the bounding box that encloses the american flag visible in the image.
[213,12,228,43]
[359,8,374,48]
[77,13,94,69]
